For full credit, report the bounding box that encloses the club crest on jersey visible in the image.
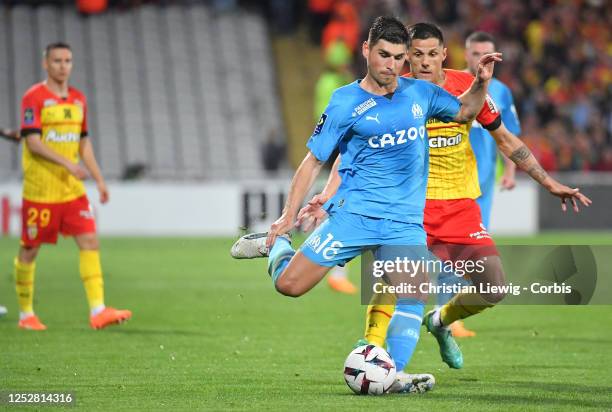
[313,113,327,135]
[27,225,38,240]
[412,103,424,119]
[24,108,34,125]
[353,98,377,116]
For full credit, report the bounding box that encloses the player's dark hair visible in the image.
[44,42,71,57]
[407,22,444,46]
[368,16,409,47]
[465,31,496,48]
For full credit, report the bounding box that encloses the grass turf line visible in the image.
[0,235,611,411]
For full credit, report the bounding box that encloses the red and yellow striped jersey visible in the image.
[20,83,89,203]
[406,69,501,200]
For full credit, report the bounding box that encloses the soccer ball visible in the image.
[343,344,396,395]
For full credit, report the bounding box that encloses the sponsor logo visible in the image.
[412,103,424,119]
[24,108,34,125]
[469,223,491,239]
[43,99,57,107]
[368,127,426,148]
[354,98,377,116]
[79,208,94,220]
[429,133,463,148]
[313,113,327,135]
[45,129,80,143]
[365,113,380,124]
[64,108,72,119]
[27,225,38,240]
[485,94,498,113]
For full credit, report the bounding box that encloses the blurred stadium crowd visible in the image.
[305,0,611,172]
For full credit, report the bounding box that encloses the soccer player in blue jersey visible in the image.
[231,16,501,393]
[466,31,521,230]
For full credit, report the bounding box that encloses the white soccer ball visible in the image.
[343,344,396,395]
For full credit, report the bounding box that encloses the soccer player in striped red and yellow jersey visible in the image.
[14,42,131,330]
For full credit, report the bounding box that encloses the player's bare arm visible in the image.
[79,137,109,204]
[0,128,20,142]
[490,123,592,211]
[500,153,517,190]
[296,155,341,231]
[266,151,324,247]
[454,53,502,123]
[24,133,88,179]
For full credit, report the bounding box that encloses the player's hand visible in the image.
[0,128,19,142]
[66,163,89,180]
[476,52,502,83]
[547,181,592,212]
[500,172,516,191]
[296,194,329,232]
[97,182,109,204]
[266,213,295,249]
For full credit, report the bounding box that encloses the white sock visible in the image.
[432,310,443,328]
[90,305,106,316]
[19,311,34,320]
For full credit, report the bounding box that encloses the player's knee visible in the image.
[482,289,506,305]
[18,247,39,263]
[274,277,305,298]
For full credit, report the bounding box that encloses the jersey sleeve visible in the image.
[20,90,43,137]
[500,87,521,136]
[426,82,461,122]
[81,97,89,138]
[306,93,353,162]
[476,94,501,131]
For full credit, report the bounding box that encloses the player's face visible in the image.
[465,41,495,76]
[408,38,447,82]
[44,48,73,83]
[363,39,407,86]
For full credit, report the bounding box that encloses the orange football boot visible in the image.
[449,320,476,338]
[327,276,358,294]
[90,307,132,330]
[18,315,47,331]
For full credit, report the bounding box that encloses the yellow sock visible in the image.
[14,258,36,314]
[79,250,105,311]
[364,292,397,347]
[440,293,494,326]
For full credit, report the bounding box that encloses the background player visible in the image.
[232,16,502,391]
[435,31,524,338]
[14,42,131,331]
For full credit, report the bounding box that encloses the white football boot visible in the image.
[388,371,435,394]
[0,305,7,317]
[230,232,291,259]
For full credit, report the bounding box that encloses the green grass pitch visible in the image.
[1,234,611,411]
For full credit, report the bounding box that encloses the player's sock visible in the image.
[267,237,295,286]
[364,291,397,346]
[14,258,36,315]
[364,305,394,347]
[440,292,494,325]
[386,298,425,371]
[79,250,105,313]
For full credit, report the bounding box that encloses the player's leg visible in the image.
[15,245,46,330]
[233,210,365,297]
[437,254,506,327]
[66,195,131,329]
[15,199,56,330]
[327,264,357,294]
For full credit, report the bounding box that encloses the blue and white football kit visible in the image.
[469,78,521,228]
[268,77,461,371]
